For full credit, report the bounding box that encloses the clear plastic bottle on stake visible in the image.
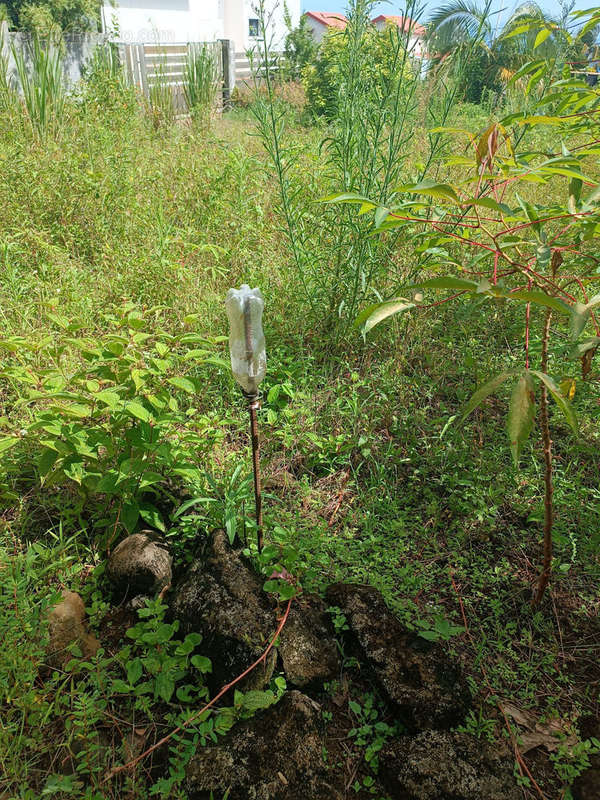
[225,285,266,397]
[225,284,266,552]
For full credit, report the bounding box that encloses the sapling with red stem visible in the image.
[329,7,600,605]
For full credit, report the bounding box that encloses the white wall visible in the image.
[241,0,301,52]
[303,16,327,44]
[101,0,300,47]
[102,0,224,43]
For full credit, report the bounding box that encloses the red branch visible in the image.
[102,597,294,784]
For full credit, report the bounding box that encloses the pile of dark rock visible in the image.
[47,530,528,799]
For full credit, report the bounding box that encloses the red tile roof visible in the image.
[304,11,348,30]
[372,15,426,36]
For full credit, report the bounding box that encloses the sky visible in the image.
[301,0,600,27]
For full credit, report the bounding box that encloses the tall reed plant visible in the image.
[250,0,459,348]
[147,55,176,128]
[183,42,220,124]
[11,35,65,136]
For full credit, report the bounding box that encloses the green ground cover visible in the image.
[0,59,598,798]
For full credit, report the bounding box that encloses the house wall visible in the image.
[303,16,327,43]
[101,0,300,46]
[101,0,224,43]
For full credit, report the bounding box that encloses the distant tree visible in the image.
[425,0,598,102]
[0,0,100,33]
[284,15,318,80]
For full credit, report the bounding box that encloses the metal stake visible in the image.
[245,391,263,553]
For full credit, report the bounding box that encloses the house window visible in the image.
[248,18,260,37]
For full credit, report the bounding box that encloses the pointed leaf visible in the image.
[507,371,536,466]
[397,180,461,204]
[408,277,479,291]
[570,302,590,340]
[460,371,516,422]
[355,299,415,333]
[530,371,578,435]
[534,28,552,49]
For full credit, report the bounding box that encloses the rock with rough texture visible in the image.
[326,583,470,730]
[170,530,277,692]
[45,591,100,670]
[107,533,172,597]
[573,716,600,800]
[379,730,521,800]
[185,691,342,800]
[278,595,340,690]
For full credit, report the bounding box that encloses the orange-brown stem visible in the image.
[533,308,553,607]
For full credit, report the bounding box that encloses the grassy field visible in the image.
[0,70,599,799]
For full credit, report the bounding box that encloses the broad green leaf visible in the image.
[569,337,600,358]
[127,658,143,685]
[139,502,165,532]
[190,655,212,673]
[124,402,153,423]
[154,671,175,702]
[507,371,536,466]
[355,299,416,333]
[95,390,121,410]
[168,376,196,394]
[570,302,589,340]
[241,689,276,712]
[122,499,139,534]
[38,447,58,477]
[460,371,516,421]
[534,28,552,48]
[507,290,570,316]
[530,371,578,435]
[0,437,19,455]
[397,180,461,204]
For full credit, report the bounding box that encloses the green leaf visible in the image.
[124,402,153,423]
[533,27,552,48]
[397,179,461,204]
[96,390,121,410]
[530,371,578,435]
[355,299,415,333]
[190,655,212,673]
[569,337,600,358]
[139,502,165,532]
[241,689,275,712]
[507,290,570,316]
[460,371,516,421]
[168,377,196,394]
[127,658,143,685]
[122,500,139,534]
[570,302,590,340]
[154,671,175,703]
[0,437,19,455]
[408,277,479,291]
[38,447,58,478]
[507,371,536,466]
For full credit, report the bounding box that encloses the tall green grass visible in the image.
[250,0,460,348]
[147,55,176,127]
[183,42,220,123]
[11,35,65,136]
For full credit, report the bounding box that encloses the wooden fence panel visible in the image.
[119,40,224,115]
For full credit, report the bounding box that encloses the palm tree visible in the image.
[424,0,590,100]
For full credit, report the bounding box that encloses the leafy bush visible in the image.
[302,20,413,119]
[0,305,227,548]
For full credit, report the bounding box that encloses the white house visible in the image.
[371,14,426,58]
[101,0,300,49]
[303,11,347,44]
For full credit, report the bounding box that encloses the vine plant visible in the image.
[330,8,600,605]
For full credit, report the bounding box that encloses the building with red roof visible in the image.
[304,11,348,42]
